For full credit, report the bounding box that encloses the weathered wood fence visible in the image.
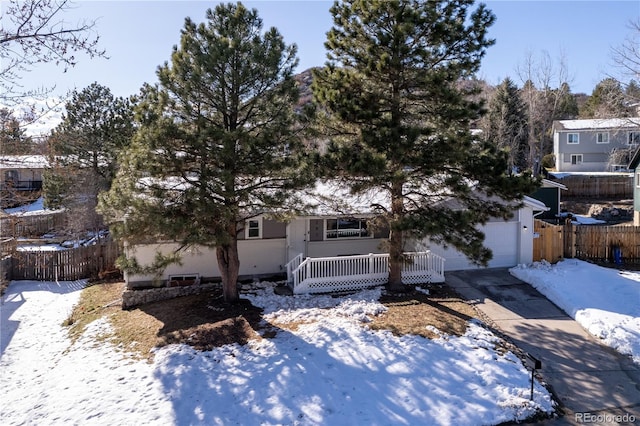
[534,219,640,264]
[0,211,66,238]
[554,175,633,199]
[6,240,120,281]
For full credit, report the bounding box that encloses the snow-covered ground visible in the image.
[563,213,606,225]
[511,260,640,364]
[0,281,554,425]
[3,196,64,217]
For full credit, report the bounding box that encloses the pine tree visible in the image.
[0,108,34,155]
[483,78,528,173]
[312,0,536,291]
[625,79,640,105]
[45,82,134,234]
[580,78,629,118]
[99,3,311,303]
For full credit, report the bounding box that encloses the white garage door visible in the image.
[425,221,519,271]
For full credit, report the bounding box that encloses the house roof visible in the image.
[302,180,548,216]
[0,155,49,169]
[522,196,549,212]
[541,178,568,190]
[552,117,640,132]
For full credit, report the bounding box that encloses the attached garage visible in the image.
[425,220,520,271]
[421,197,547,271]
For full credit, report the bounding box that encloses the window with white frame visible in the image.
[596,132,609,144]
[246,219,261,239]
[636,171,640,188]
[570,154,583,165]
[325,217,371,239]
[567,133,579,144]
[629,131,640,145]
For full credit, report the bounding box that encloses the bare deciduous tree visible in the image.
[516,50,576,174]
[611,19,640,83]
[0,0,105,104]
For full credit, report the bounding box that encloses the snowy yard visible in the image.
[0,280,554,425]
[511,259,640,365]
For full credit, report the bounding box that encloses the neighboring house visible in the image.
[0,155,47,191]
[529,178,568,221]
[552,118,640,172]
[627,147,640,226]
[0,156,49,208]
[123,182,548,291]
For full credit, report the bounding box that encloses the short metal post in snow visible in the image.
[524,353,542,401]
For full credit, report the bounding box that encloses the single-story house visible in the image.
[0,155,48,191]
[123,182,549,293]
[552,117,640,172]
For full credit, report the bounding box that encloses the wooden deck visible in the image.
[286,251,445,294]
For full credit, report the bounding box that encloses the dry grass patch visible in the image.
[370,285,477,339]
[64,282,264,361]
[66,281,482,361]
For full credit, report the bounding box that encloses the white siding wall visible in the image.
[306,238,386,258]
[126,239,287,284]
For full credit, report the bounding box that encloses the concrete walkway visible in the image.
[446,268,640,425]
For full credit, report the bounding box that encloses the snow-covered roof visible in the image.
[553,117,640,131]
[0,155,49,169]
[541,178,568,190]
[300,181,390,216]
[301,180,547,216]
[523,195,549,212]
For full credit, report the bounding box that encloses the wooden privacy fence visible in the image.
[534,219,640,264]
[10,240,120,281]
[533,220,564,263]
[0,211,66,238]
[556,175,633,199]
[569,224,640,264]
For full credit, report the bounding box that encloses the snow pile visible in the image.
[511,260,640,364]
[244,283,387,323]
[1,280,554,425]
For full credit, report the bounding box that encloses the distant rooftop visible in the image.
[553,117,640,131]
[0,155,49,169]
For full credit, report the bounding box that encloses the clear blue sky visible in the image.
[21,0,640,100]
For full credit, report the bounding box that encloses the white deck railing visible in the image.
[286,251,445,294]
[285,253,304,281]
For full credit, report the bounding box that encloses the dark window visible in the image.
[326,218,370,239]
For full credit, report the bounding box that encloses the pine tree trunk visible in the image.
[216,237,240,304]
[387,181,404,292]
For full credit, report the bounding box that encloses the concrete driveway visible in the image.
[446,268,640,425]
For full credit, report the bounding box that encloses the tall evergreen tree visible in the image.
[312,0,536,291]
[0,108,34,155]
[482,77,528,172]
[555,82,579,119]
[625,79,640,106]
[580,78,629,118]
[45,82,134,233]
[99,3,311,303]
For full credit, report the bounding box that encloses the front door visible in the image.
[286,219,307,262]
